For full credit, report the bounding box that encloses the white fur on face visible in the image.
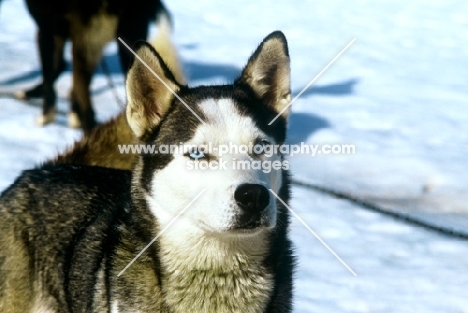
[146,98,283,235]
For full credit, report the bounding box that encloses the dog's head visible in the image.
[126,31,291,237]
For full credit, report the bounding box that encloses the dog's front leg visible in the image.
[35,28,67,126]
[69,28,110,134]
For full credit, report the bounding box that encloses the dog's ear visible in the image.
[236,31,291,120]
[126,42,180,138]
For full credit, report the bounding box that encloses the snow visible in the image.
[0,0,467,311]
[291,186,468,312]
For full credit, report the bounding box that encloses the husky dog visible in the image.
[0,31,295,312]
[15,0,171,134]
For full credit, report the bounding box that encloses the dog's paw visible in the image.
[13,90,28,100]
[35,110,57,126]
[68,112,81,128]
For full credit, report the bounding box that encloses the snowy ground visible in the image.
[0,0,467,312]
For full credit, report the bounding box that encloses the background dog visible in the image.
[14,0,171,134]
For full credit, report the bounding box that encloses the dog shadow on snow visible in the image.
[286,79,359,143]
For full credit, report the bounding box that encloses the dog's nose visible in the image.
[234,184,270,212]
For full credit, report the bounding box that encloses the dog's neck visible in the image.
[157,224,274,313]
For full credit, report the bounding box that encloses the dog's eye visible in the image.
[253,139,270,156]
[188,150,205,160]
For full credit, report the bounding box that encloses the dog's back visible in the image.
[0,164,131,313]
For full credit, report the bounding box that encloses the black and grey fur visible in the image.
[0,31,295,313]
